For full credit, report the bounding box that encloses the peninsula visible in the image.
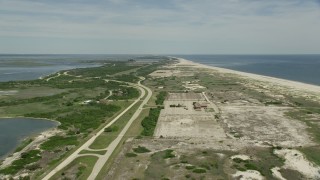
[1,56,320,180]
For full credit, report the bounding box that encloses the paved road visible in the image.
[87,80,152,179]
[42,78,150,180]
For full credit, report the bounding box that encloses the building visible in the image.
[193,102,208,110]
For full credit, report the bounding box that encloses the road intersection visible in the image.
[42,78,152,180]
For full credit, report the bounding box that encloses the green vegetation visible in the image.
[192,168,206,173]
[26,103,121,132]
[286,108,320,143]
[0,92,70,107]
[244,163,259,171]
[109,87,139,100]
[133,146,151,153]
[94,108,152,180]
[141,108,161,136]
[14,138,33,152]
[155,91,167,105]
[51,156,98,180]
[89,101,141,149]
[163,149,175,159]
[79,150,107,155]
[104,126,119,132]
[67,62,141,77]
[232,158,248,164]
[125,152,138,157]
[300,146,320,166]
[286,108,320,166]
[40,136,78,150]
[232,148,285,178]
[0,150,41,175]
[186,165,196,170]
[264,101,283,106]
[279,168,304,180]
[0,57,169,178]
[145,149,229,180]
[114,74,140,83]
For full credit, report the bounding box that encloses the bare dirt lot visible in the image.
[220,106,314,147]
[149,69,194,78]
[154,93,226,140]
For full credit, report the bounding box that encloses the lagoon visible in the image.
[0,118,58,159]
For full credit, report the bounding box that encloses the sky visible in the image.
[0,0,319,54]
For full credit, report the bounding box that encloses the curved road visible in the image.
[87,80,152,179]
[42,78,152,180]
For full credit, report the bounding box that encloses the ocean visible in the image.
[175,55,320,86]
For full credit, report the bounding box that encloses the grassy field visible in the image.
[89,101,142,149]
[95,103,152,179]
[49,156,99,180]
[79,150,107,155]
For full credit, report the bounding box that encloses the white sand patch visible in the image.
[271,167,286,180]
[231,154,250,161]
[0,90,18,95]
[182,81,206,90]
[216,153,225,159]
[233,170,264,180]
[274,149,320,179]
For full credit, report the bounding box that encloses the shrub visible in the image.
[186,165,195,170]
[163,149,175,159]
[104,126,119,132]
[233,158,248,163]
[141,108,161,136]
[0,150,41,175]
[155,91,167,105]
[40,136,78,150]
[244,163,258,170]
[125,153,138,157]
[133,146,151,153]
[192,168,206,173]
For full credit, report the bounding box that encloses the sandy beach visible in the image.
[176,58,320,95]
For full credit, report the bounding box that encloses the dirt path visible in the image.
[45,72,61,81]
[104,90,112,100]
[202,92,220,113]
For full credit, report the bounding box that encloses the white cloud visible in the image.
[0,0,319,53]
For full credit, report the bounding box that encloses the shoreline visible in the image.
[0,117,60,165]
[175,57,320,94]
[0,128,60,169]
[0,116,61,125]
